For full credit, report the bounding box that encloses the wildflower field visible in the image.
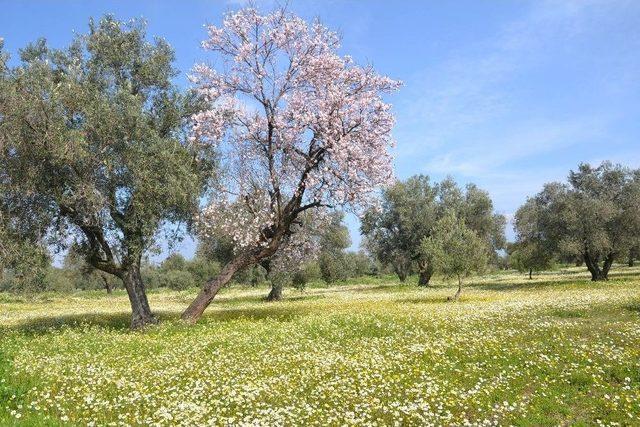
[1,267,639,426]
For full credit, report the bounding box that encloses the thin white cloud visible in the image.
[395,0,638,158]
[422,115,610,176]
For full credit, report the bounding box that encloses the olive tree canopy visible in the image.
[361,175,505,285]
[419,211,489,301]
[517,162,640,281]
[0,17,213,328]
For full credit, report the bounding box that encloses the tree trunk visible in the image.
[601,253,614,280]
[529,268,533,280]
[417,263,433,287]
[121,266,157,329]
[584,253,607,281]
[449,276,463,301]
[266,282,283,301]
[102,275,113,294]
[394,264,408,282]
[182,254,250,324]
[629,254,635,267]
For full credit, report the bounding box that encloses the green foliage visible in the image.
[317,212,353,284]
[344,251,375,277]
[161,253,188,273]
[0,242,50,294]
[161,270,197,291]
[0,16,213,318]
[320,212,352,255]
[196,237,236,267]
[518,162,640,280]
[186,256,221,285]
[420,211,489,283]
[362,175,505,283]
[319,253,349,284]
[508,242,555,277]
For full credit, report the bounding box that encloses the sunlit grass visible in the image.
[1,266,639,425]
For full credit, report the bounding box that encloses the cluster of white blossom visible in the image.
[189,7,400,251]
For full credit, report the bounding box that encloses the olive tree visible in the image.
[361,175,437,284]
[511,198,555,279]
[519,162,640,281]
[0,17,211,328]
[420,211,489,301]
[362,176,505,286]
[318,212,351,284]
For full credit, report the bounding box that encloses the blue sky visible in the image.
[2,0,639,258]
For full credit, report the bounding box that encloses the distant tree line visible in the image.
[0,212,378,296]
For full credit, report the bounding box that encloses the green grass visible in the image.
[1,267,639,426]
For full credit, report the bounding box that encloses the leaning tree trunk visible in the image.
[266,282,283,301]
[182,254,251,323]
[121,266,157,329]
[529,268,533,280]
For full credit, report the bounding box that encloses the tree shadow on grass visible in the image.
[0,310,182,336]
[169,290,326,306]
[1,303,313,336]
[624,302,640,314]
[200,304,311,324]
[473,272,640,292]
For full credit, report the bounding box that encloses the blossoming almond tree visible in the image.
[182,7,400,323]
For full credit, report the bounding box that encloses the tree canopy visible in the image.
[515,162,640,281]
[361,175,505,285]
[420,210,489,300]
[0,16,213,328]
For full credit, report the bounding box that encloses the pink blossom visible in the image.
[192,7,400,252]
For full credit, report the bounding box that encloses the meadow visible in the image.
[1,267,639,426]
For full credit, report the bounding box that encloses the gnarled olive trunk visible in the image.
[88,253,155,329]
[266,282,283,301]
[583,252,614,281]
[121,266,157,329]
[417,262,433,287]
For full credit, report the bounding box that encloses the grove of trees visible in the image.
[513,162,640,281]
[361,175,506,286]
[1,7,639,329]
